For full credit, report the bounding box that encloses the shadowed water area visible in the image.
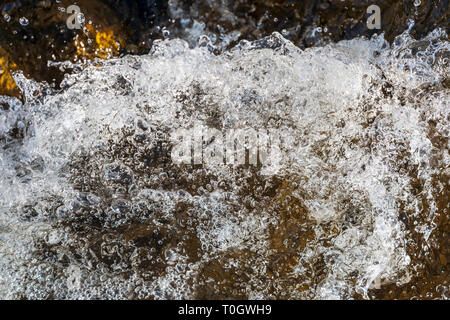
[0,0,448,300]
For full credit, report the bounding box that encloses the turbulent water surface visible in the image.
[0,1,449,300]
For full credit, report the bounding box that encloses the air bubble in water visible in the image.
[19,17,29,26]
[162,27,170,38]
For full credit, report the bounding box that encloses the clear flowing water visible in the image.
[0,23,448,299]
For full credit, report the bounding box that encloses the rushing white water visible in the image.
[0,28,448,299]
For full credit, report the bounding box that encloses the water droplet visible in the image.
[414,0,421,6]
[77,13,85,25]
[19,17,29,26]
[162,27,170,38]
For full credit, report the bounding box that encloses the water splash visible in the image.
[0,28,448,299]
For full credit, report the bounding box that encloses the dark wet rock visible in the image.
[0,0,168,95]
[168,0,449,48]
